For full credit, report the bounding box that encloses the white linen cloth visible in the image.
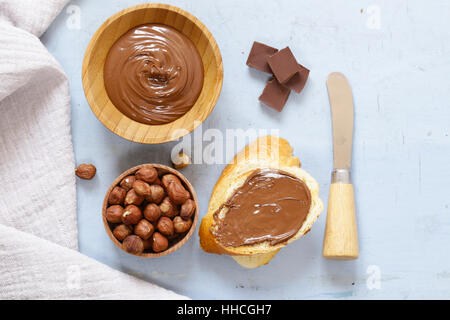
[0,0,186,299]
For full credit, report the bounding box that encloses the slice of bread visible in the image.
[199,136,323,268]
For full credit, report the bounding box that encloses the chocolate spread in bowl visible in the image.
[212,169,312,247]
[104,24,204,125]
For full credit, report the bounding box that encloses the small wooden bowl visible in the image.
[82,3,223,144]
[102,164,199,258]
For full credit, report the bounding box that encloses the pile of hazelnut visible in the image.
[105,165,196,255]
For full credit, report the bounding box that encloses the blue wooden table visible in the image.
[42,0,450,299]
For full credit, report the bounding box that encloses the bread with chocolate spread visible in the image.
[199,136,323,268]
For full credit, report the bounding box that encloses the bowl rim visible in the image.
[82,3,223,144]
[102,164,199,258]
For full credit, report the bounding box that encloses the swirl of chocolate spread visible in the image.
[212,169,312,247]
[104,24,204,125]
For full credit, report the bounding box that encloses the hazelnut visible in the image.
[156,217,174,237]
[134,219,155,240]
[152,232,169,253]
[142,237,153,250]
[108,187,126,205]
[124,189,144,206]
[123,235,144,255]
[180,199,196,220]
[135,166,158,184]
[161,174,181,189]
[144,203,161,222]
[159,197,179,218]
[154,177,162,185]
[121,205,142,225]
[75,163,96,180]
[112,224,132,241]
[172,152,191,169]
[105,205,124,223]
[120,175,136,191]
[167,181,191,205]
[133,180,151,197]
[148,184,165,204]
[173,216,193,233]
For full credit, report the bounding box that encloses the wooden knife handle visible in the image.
[323,183,359,260]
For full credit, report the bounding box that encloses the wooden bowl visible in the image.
[102,164,199,258]
[82,3,223,144]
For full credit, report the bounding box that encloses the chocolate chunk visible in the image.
[246,41,278,74]
[259,79,291,112]
[284,64,310,94]
[267,47,299,84]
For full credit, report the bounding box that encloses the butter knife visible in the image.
[322,72,359,260]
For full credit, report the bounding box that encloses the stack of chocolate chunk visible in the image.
[246,41,310,112]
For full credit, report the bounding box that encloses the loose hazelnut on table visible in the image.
[157,217,174,237]
[123,235,144,255]
[148,184,165,204]
[75,163,97,180]
[133,180,151,197]
[105,205,124,224]
[135,166,158,184]
[173,216,192,234]
[167,181,191,205]
[113,224,132,241]
[159,197,179,218]
[124,189,144,206]
[180,199,196,220]
[134,219,155,240]
[121,205,142,225]
[171,152,191,170]
[120,175,136,192]
[108,186,126,205]
[144,203,161,222]
[152,232,169,253]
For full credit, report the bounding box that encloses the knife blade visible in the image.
[326,72,354,171]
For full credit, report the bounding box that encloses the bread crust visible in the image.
[199,136,323,261]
